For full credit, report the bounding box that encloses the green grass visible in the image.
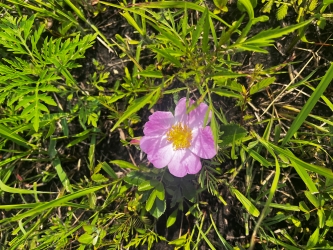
[0,0,333,249]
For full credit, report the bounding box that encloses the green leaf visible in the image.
[22,14,35,40]
[124,171,147,186]
[155,182,165,200]
[220,124,247,146]
[215,80,243,92]
[91,173,109,183]
[306,227,320,248]
[265,235,300,250]
[212,89,243,99]
[181,181,197,202]
[326,211,333,227]
[210,107,219,150]
[252,15,269,25]
[151,25,185,52]
[269,143,333,180]
[195,223,216,250]
[78,233,94,244]
[218,15,244,47]
[238,0,254,19]
[100,162,118,179]
[299,201,311,213]
[317,208,325,228]
[149,197,166,219]
[213,0,227,9]
[309,0,318,11]
[292,160,318,193]
[110,160,139,170]
[209,214,233,250]
[0,124,30,148]
[146,189,157,212]
[209,70,247,79]
[66,134,90,147]
[1,185,106,223]
[124,1,231,28]
[167,208,178,228]
[38,94,57,106]
[190,8,208,50]
[150,47,181,67]
[283,63,333,145]
[121,11,144,36]
[262,0,274,13]
[250,77,275,95]
[202,8,210,52]
[138,180,159,192]
[48,139,73,193]
[137,70,163,78]
[111,88,160,132]
[168,234,187,247]
[244,147,272,167]
[267,203,300,211]
[304,191,319,208]
[0,180,54,194]
[232,188,260,217]
[276,4,288,20]
[245,20,311,45]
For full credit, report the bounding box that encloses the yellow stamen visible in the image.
[166,123,192,150]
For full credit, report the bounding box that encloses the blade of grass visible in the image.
[0,180,54,194]
[282,63,333,145]
[0,202,89,210]
[269,142,333,179]
[111,88,160,132]
[290,159,318,193]
[209,214,233,250]
[190,8,208,50]
[0,185,106,223]
[64,0,145,71]
[0,124,31,148]
[48,138,73,193]
[231,188,260,217]
[238,0,254,19]
[195,222,216,250]
[0,153,30,168]
[249,132,281,250]
[109,1,233,28]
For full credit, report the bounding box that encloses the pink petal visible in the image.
[190,127,216,159]
[174,97,192,124]
[167,149,202,177]
[174,97,211,128]
[143,111,175,136]
[140,135,174,168]
[188,102,211,129]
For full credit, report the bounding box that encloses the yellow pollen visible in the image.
[166,123,192,150]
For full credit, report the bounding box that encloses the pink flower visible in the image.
[140,97,217,177]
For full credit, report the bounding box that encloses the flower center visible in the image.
[166,123,192,150]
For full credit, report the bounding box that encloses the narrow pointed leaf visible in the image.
[283,63,333,145]
[111,88,160,132]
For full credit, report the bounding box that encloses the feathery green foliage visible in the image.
[1,0,333,249]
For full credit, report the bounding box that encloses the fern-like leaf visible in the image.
[237,19,312,52]
[0,13,96,133]
[277,4,288,20]
[309,0,318,11]
[262,0,274,13]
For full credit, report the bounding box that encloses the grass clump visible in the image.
[1,0,333,249]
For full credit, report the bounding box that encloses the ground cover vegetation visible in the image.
[0,0,333,249]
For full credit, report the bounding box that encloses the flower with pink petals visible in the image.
[140,97,217,177]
